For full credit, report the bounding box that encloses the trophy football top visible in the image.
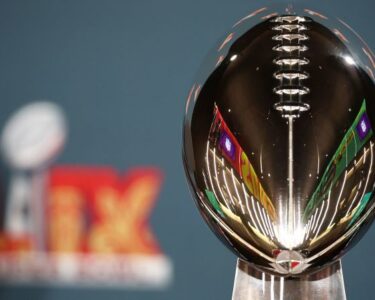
[183,6,375,276]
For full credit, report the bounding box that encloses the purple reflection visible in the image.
[356,112,371,140]
[219,131,236,161]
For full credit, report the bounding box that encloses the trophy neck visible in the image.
[232,259,347,300]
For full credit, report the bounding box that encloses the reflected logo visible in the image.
[356,112,371,140]
[225,137,232,152]
[219,131,236,161]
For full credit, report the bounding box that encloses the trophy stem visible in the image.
[232,259,346,300]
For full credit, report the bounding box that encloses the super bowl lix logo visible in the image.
[0,102,172,287]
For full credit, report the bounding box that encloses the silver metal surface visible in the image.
[182,7,375,300]
[232,259,346,300]
[183,5,375,277]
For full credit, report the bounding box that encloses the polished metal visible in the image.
[183,4,375,297]
[232,259,346,300]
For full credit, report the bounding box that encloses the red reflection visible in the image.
[233,7,268,27]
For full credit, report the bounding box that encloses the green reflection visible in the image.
[304,100,373,220]
[348,192,372,227]
[205,189,225,217]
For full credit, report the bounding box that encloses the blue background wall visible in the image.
[0,0,373,299]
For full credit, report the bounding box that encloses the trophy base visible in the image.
[232,259,346,300]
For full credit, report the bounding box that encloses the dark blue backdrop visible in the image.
[0,0,373,299]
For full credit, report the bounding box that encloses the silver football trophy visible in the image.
[1,101,67,250]
[183,4,375,299]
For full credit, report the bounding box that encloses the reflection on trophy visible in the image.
[183,5,375,299]
[1,101,67,250]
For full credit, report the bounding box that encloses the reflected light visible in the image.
[304,9,328,20]
[218,33,234,51]
[233,7,268,27]
[344,55,356,65]
[333,29,348,43]
[216,55,225,66]
[275,221,306,249]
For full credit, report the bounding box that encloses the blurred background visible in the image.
[0,0,373,299]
